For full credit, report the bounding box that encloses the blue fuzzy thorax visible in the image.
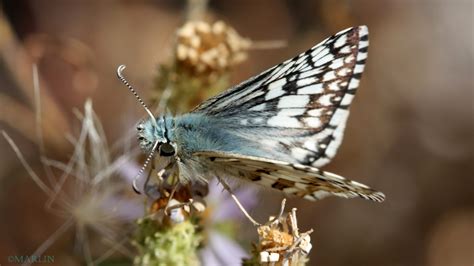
[173,114,264,158]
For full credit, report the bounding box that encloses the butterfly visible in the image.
[117,25,385,203]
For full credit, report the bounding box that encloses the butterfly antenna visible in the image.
[132,140,160,194]
[116,65,158,128]
[117,65,160,194]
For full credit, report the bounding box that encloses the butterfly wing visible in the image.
[191,26,369,168]
[194,151,384,202]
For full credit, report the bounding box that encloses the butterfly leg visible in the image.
[143,160,174,199]
[215,175,262,226]
[143,160,160,198]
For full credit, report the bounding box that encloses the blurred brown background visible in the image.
[0,1,472,266]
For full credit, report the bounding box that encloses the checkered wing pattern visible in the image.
[195,151,384,202]
[193,26,369,168]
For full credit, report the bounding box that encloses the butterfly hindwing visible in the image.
[191,26,369,168]
[194,151,385,202]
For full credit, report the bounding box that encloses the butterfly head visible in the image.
[137,116,176,157]
[117,65,179,194]
[116,65,176,159]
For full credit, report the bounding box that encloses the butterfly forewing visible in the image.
[192,26,369,168]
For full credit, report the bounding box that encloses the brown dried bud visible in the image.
[256,207,313,265]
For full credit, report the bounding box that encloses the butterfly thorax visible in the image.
[173,114,297,163]
[173,114,255,156]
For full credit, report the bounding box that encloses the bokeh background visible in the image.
[0,1,472,265]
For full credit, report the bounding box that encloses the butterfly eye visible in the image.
[159,143,175,157]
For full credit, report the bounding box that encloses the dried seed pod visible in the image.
[248,202,313,266]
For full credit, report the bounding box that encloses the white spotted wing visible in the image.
[192,26,369,168]
[191,26,383,201]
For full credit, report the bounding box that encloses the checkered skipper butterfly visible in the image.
[118,26,385,202]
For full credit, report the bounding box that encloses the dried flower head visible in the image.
[176,20,251,73]
[244,201,313,266]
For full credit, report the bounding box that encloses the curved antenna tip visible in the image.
[116,64,157,127]
[132,179,142,194]
[117,65,126,77]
